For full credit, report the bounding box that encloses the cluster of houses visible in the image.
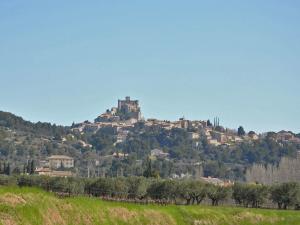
[67,97,300,182]
[71,97,300,150]
[71,97,248,148]
[272,131,300,144]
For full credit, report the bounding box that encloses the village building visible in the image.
[48,155,74,170]
[94,96,142,123]
[188,132,200,140]
[211,131,227,143]
[150,149,170,159]
[276,131,295,142]
[208,139,221,146]
[199,176,233,186]
[179,118,191,129]
[118,96,142,120]
[35,167,73,177]
[248,132,259,140]
[112,152,129,158]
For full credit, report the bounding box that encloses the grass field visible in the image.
[0,187,299,225]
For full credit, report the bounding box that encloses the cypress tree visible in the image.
[26,161,31,174]
[23,164,27,174]
[4,163,10,175]
[30,160,35,175]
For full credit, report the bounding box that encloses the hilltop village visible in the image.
[0,97,299,182]
[72,96,300,147]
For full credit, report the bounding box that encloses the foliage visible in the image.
[1,175,300,211]
[126,176,149,199]
[270,182,300,209]
[238,126,246,136]
[147,179,178,200]
[232,183,269,208]
[177,180,207,205]
[207,185,231,206]
[0,111,68,137]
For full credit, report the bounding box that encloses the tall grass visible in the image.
[0,187,299,225]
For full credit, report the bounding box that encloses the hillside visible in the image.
[0,109,299,180]
[0,187,300,225]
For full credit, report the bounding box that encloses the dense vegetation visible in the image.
[0,111,68,137]
[0,111,299,180]
[1,175,299,210]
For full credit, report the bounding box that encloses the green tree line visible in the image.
[0,175,299,210]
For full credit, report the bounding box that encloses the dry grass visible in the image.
[193,219,217,225]
[42,208,66,225]
[0,213,17,225]
[143,210,176,225]
[0,194,26,207]
[108,207,138,221]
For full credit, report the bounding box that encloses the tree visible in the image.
[232,183,268,208]
[207,185,231,206]
[22,164,27,174]
[207,120,212,127]
[111,177,129,198]
[4,163,10,175]
[126,177,148,199]
[177,181,193,205]
[248,131,256,136]
[143,158,159,178]
[270,182,300,209]
[246,184,269,208]
[215,126,225,133]
[147,180,177,201]
[88,178,113,197]
[12,167,21,175]
[88,127,116,152]
[238,126,246,136]
[178,181,207,205]
[30,160,35,175]
[232,183,248,206]
[26,161,31,174]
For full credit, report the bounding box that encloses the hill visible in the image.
[0,107,299,181]
[0,187,300,225]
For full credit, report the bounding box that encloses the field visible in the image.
[0,187,299,225]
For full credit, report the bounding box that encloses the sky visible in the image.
[0,0,299,133]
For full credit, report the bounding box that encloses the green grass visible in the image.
[0,186,299,225]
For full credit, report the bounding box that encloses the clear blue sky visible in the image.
[0,1,299,133]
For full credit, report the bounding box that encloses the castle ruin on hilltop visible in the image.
[95,96,142,122]
[118,96,142,121]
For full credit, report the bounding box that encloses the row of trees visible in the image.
[0,175,299,210]
[246,155,300,184]
[87,178,300,209]
[0,160,36,176]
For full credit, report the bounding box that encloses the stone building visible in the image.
[188,132,200,140]
[211,131,227,143]
[118,96,142,120]
[48,155,74,170]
